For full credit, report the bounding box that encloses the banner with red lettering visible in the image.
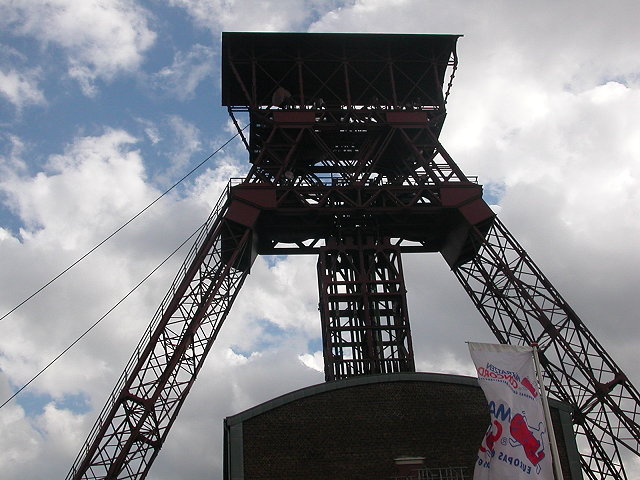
[468,342,554,480]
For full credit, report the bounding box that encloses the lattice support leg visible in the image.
[453,217,640,480]
[68,194,255,480]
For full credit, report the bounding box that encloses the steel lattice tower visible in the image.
[68,33,640,480]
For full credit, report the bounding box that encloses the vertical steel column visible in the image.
[317,234,415,381]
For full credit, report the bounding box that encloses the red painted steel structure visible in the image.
[317,237,414,379]
[67,33,640,480]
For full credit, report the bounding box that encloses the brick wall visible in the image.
[225,374,577,480]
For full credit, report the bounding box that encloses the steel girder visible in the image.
[221,33,460,110]
[67,186,254,480]
[68,114,640,480]
[454,218,640,480]
[238,108,469,187]
[317,236,414,380]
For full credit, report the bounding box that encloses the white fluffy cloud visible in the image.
[159,115,203,183]
[0,68,45,110]
[0,130,153,392]
[152,44,215,101]
[1,129,149,247]
[1,0,156,95]
[168,0,351,32]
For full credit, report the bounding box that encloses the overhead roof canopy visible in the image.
[222,32,461,108]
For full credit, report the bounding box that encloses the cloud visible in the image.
[1,0,156,96]
[0,129,149,247]
[0,374,93,479]
[135,117,162,145]
[161,115,203,179]
[133,114,207,188]
[151,44,215,101]
[310,0,640,85]
[299,350,324,372]
[0,128,216,402]
[0,134,28,175]
[0,68,45,110]
[0,130,157,396]
[168,0,352,32]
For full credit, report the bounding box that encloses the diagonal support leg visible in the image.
[68,189,255,480]
[453,217,640,480]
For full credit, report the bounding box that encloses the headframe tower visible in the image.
[68,33,640,480]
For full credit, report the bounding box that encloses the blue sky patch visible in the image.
[16,390,91,417]
[307,337,322,352]
[483,181,506,206]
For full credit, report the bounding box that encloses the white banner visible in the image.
[468,342,554,480]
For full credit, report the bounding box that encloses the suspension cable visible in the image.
[0,220,205,410]
[0,126,247,323]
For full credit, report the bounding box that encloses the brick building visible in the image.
[224,372,582,479]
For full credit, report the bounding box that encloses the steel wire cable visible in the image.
[0,126,248,409]
[0,223,203,410]
[0,127,246,323]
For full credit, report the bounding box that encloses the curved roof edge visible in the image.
[225,372,571,426]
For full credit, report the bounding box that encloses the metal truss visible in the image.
[454,218,640,480]
[222,33,459,110]
[236,109,469,187]
[318,236,414,380]
[67,184,253,480]
[68,33,640,480]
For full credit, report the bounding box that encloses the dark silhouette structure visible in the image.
[67,33,640,480]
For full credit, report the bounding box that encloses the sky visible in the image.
[0,0,639,478]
